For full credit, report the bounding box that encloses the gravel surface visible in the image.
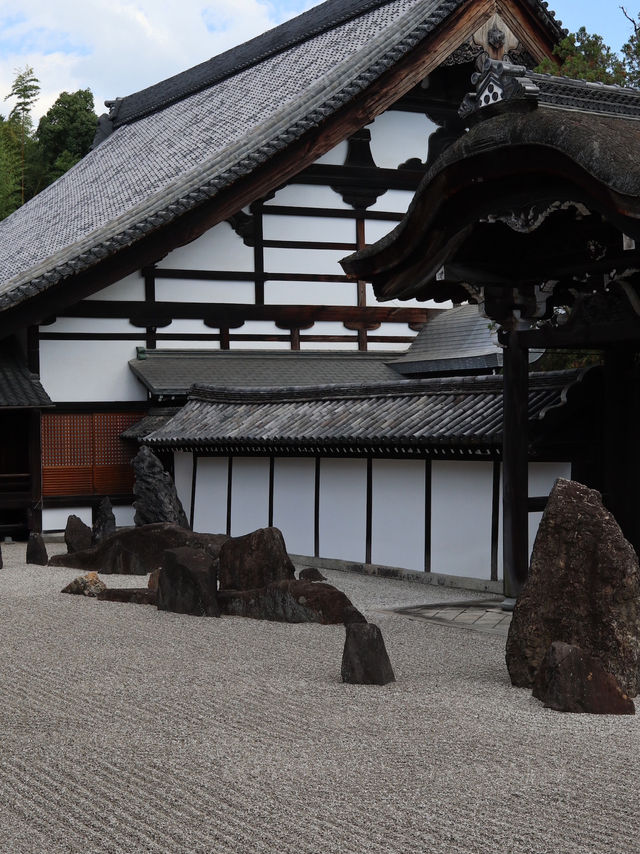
[0,540,638,853]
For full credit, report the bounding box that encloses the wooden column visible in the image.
[502,328,529,599]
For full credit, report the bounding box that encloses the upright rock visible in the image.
[341,623,395,685]
[92,497,116,544]
[218,527,295,591]
[533,641,635,715]
[506,478,640,696]
[132,446,189,528]
[65,515,92,554]
[156,546,220,617]
[26,532,48,565]
[0,544,3,569]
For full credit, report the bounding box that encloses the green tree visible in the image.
[536,26,627,85]
[621,7,640,87]
[36,89,97,188]
[0,117,21,219]
[4,65,40,204]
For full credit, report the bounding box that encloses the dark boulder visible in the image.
[299,566,327,582]
[341,622,395,686]
[156,547,220,617]
[133,446,189,529]
[218,579,366,625]
[64,515,92,554]
[506,478,640,696]
[61,571,107,597]
[97,588,156,605]
[48,522,228,575]
[218,527,295,591]
[26,532,48,565]
[92,497,116,544]
[533,642,635,715]
[0,544,3,569]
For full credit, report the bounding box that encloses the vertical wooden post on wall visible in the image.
[226,457,233,537]
[189,454,198,530]
[28,410,43,533]
[424,459,432,573]
[502,328,529,600]
[314,456,321,558]
[490,460,501,582]
[365,457,372,564]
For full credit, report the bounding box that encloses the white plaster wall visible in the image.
[158,337,220,350]
[431,461,494,579]
[371,459,426,571]
[43,506,92,531]
[161,221,254,271]
[84,272,145,301]
[368,341,414,352]
[265,280,358,306]
[528,462,571,556]
[113,506,135,527]
[266,184,351,210]
[193,457,229,534]
[368,111,435,169]
[173,451,193,519]
[39,340,147,402]
[264,247,347,276]
[230,457,270,536]
[44,317,137,334]
[365,219,398,244]
[230,321,287,349]
[263,214,354,243]
[314,139,348,166]
[368,189,415,214]
[272,458,315,556]
[154,279,255,304]
[318,458,367,562]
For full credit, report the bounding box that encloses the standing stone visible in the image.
[132,446,189,529]
[218,527,295,591]
[92,497,116,545]
[0,544,3,569]
[506,478,640,696]
[156,546,220,617]
[533,642,635,715]
[64,515,92,554]
[341,623,395,685]
[26,532,48,566]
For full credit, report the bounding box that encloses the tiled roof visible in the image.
[0,342,52,408]
[143,369,586,454]
[120,408,179,440]
[129,349,403,396]
[0,0,564,317]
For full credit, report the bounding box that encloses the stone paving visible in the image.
[394,598,511,636]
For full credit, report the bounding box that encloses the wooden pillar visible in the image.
[502,328,529,599]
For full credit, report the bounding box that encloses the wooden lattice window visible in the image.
[42,412,144,496]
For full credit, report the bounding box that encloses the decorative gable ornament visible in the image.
[459,58,540,120]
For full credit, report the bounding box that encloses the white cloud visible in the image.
[0,0,316,122]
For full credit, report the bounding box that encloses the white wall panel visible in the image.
[230,321,287,349]
[230,457,270,536]
[264,247,347,276]
[113,506,135,527]
[365,219,398,244]
[314,139,348,166]
[319,458,367,562]
[528,462,571,556]
[431,461,494,579]
[44,317,137,334]
[84,272,144,301]
[161,221,254,271]
[265,280,358,306]
[371,460,426,571]
[158,338,220,350]
[173,452,193,519]
[301,340,358,351]
[273,458,315,556]
[368,342,413,352]
[266,184,351,209]
[263,214,354,243]
[368,111,435,169]
[193,457,228,534]
[155,279,255,303]
[39,340,146,402]
[43,506,92,531]
[368,189,415,214]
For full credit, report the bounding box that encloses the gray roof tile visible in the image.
[143,369,587,453]
[0,341,52,408]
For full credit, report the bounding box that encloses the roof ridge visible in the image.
[107,0,401,129]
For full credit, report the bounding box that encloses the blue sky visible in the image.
[0,1,636,123]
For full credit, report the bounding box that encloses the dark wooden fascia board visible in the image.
[0,0,526,338]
